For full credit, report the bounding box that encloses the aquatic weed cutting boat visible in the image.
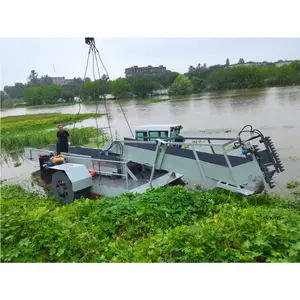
[25,123,285,204]
[24,38,285,203]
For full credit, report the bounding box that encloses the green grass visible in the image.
[83,141,106,149]
[147,98,169,103]
[1,99,107,109]
[13,161,22,167]
[0,98,26,109]
[25,100,106,109]
[1,127,103,152]
[0,113,107,152]
[0,113,104,134]
[1,184,300,263]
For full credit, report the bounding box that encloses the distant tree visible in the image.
[188,66,196,73]
[166,72,180,86]
[41,85,63,104]
[39,75,53,85]
[62,84,81,98]
[226,58,230,66]
[191,77,206,92]
[238,58,245,64]
[24,85,63,105]
[61,87,75,102]
[24,87,43,106]
[73,77,84,85]
[97,78,111,99]
[100,74,109,82]
[132,76,158,98]
[4,83,25,98]
[27,70,39,85]
[0,90,8,107]
[80,78,110,100]
[110,78,131,98]
[168,75,193,95]
[80,81,94,100]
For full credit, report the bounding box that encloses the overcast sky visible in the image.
[0,38,299,89]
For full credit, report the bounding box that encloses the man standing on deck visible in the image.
[56,124,70,154]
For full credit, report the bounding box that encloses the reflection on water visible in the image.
[0,152,40,183]
[1,86,300,194]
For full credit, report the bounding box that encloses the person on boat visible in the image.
[56,124,70,154]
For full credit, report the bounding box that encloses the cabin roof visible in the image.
[135,124,182,131]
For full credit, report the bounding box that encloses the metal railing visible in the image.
[110,136,256,189]
[55,152,130,191]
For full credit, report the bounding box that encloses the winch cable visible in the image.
[94,43,135,138]
[92,44,113,142]
[72,37,134,154]
[71,45,92,137]
[90,44,109,149]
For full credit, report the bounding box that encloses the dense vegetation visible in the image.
[0,113,107,151]
[188,61,300,92]
[1,184,300,262]
[2,60,299,108]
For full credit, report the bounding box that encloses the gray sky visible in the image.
[0,38,299,89]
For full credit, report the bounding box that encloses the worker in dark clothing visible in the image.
[56,124,70,154]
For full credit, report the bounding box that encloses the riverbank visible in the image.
[1,184,299,263]
[1,82,299,110]
[1,96,171,109]
[1,99,107,109]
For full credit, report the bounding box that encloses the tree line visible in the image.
[1,59,300,107]
[0,69,180,106]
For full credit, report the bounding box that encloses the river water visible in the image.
[1,86,300,195]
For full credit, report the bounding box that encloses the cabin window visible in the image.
[149,131,159,141]
[170,127,181,141]
[136,131,147,141]
[170,129,177,140]
[159,131,168,139]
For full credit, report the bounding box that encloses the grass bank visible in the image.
[147,98,169,103]
[24,100,107,109]
[1,184,299,263]
[1,99,107,109]
[0,113,107,152]
[1,113,104,133]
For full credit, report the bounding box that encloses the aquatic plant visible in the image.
[286,181,300,189]
[0,113,106,152]
[1,113,103,134]
[1,184,299,263]
[147,98,169,103]
[1,127,103,152]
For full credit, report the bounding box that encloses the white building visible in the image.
[275,61,293,67]
[51,77,75,85]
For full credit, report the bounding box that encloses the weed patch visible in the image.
[1,184,299,263]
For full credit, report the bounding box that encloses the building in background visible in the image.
[229,60,296,68]
[275,60,294,67]
[125,65,168,77]
[229,61,269,68]
[51,77,75,85]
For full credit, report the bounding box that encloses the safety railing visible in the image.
[57,153,130,191]
[113,136,254,188]
[121,136,241,154]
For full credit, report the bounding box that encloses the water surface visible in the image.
[1,86,300,195]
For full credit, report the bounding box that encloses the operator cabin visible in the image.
[134,124,185,144]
